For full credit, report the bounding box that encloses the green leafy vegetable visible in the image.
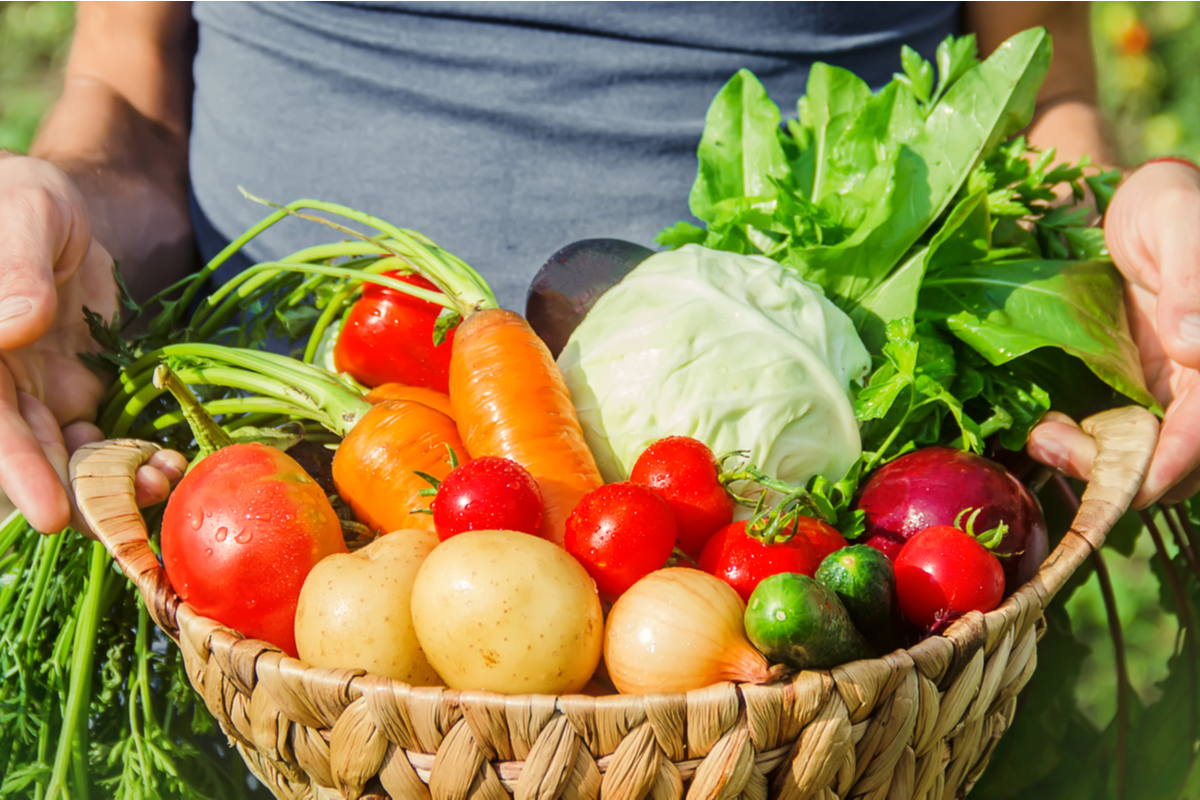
[919,258,1155,409]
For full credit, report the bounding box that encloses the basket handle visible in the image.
[1015,405,1160,609]
[69,438,182,639]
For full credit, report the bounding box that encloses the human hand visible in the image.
[1027,160,1200,507]
[0,155,183,533]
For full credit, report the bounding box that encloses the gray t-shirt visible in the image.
[190,2,960,310]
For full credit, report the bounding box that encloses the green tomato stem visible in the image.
[153,365,235,461]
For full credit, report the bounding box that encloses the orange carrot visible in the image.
[331,399,466,534]
[448,308,602,546]
[364,383,455,419]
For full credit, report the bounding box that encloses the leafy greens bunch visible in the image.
[658,28,1141,473]
[663,27,1200,800]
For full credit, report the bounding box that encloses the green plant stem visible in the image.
[1053,475,1128,798]
[191,248,388,335]
[1165,504,1200,585]
[1093,549,1129,798]
[194,262,454,342]
[46,541,109,800]
[17,531,66,647]
[239,194,497,315]
[1141,508,1199,750]
[131,399,297,440]
[304,282,358,364]
[159,344,370,436]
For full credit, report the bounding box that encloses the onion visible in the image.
[604,568,779,694]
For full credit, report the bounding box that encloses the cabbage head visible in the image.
[557,245,871,487]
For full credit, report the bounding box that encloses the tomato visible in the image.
[630,435,734,559]
[893,525,1004,631]
[161,443,347,656]
[794,516,847,562]
[433,457,544,540]
[698,521,820,602]
[334,271,457,392]
[565,482,676,597]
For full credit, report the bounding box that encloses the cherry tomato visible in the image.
[893,525,1004,631]
[433,457,544,541]
[565,482,676,597]
[161,443,348,657]
[334,271,457,392]
[698,521,820,602]
[630,436,734,558]
[794,516,847,562]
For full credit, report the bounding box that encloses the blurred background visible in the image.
[3,2,1198,160]
[0,2,1195,797]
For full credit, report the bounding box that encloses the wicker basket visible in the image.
[69,406,1158,800]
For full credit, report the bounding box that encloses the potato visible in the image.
[410,530,603,694]
[295,529,442,685]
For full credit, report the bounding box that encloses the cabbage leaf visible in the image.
[558,245,870,487]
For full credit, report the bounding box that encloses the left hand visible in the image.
[1027,160,1200,507]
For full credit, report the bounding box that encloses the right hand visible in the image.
[0,155,182,533]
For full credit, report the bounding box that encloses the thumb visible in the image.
[1108,161,1200,369]
[1155,208,1200,369]
[0,157,93,350]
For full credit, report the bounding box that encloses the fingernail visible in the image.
[1180,313,1200,344]
[0,297,32,325]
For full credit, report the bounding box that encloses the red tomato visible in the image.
[698,521,820,602]
[334,271,456,392]
[161,443,347,656]
[893,525,1004,631]
[565,482,676,597]
[433,457,544,540]
[630,435,734,559]
[794,516,847,562]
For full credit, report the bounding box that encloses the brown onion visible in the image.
[604,568,777,694]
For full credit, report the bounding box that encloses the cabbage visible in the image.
[558,245,871,487]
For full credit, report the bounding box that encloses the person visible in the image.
[1,1,1197,535]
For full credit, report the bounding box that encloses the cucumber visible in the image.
[744,573,872,671]
[815,545,903,654]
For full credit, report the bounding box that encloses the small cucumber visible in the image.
[744,573,873,671]
[815,545,903,654]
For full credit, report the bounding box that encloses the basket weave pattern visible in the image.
[69,407,1159,800]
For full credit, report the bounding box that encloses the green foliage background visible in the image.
[1,1,1198,797]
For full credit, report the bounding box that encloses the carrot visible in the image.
[331,399,466,534]
[364,383,454,419]
[449,308,602,546]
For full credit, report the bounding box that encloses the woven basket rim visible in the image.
[66,406,1159,798]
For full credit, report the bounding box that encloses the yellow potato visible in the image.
[295,529,442,685]
[410,530,603,694]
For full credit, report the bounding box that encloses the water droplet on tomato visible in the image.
[188,511,202,531]
[215,527,228,542]
[235,530,253,544]
[205,548,213,556]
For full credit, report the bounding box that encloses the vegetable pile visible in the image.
[4,26,1200,800]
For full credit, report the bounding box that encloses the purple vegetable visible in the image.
[857,447,1048,595]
